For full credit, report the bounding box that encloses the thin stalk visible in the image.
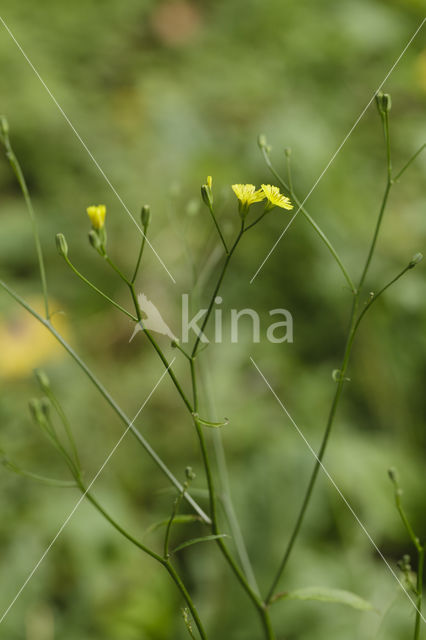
[63,254,137,321]
[44,390,81,470]
[207,203,229,254]
[192,222,244,358]
[186,223,275,636]
[131,225,148,284]
[261,146,356,294]
[393,143,425,182]
[414,546,424,640]
[266,111,398,602]
[128,280,194,413]
[83,489,208,640]
[192,414,275,639]
[200,357,260,596]
[0,279,211,525]
[1,127,49,318]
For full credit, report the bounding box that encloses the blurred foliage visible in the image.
[0,0,425,638]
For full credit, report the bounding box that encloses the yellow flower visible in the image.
[261,184,293,211]
[87,204,106,230]
[207,175,212,189]
[232,184,265,217]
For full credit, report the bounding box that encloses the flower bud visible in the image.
[284,147,292,157]
[0,115,9,138]
[56,233,68,258]
[258,134,267,149]
[201,176,213,209]
[388,467,397,483]
[141,204,151,227]
[375,92,392,115]
[40,397,51,418]
[34,368,50,392]
[408,252,423,269]
[88,229,102,252]
[185,466,196,481]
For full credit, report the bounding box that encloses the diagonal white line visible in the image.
[250,356,425,623]
[250,17,426,284]
[0,360,175,625]
[0,15,176,284]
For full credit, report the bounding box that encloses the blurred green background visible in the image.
[0,0,425,638]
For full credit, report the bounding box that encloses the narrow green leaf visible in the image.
[192,413,229,428]
[271,586,374,611]
[172,534,228,554]
[143,514,203,539]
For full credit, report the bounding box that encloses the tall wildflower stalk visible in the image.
[0,92,424,638]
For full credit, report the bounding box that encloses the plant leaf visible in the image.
[172,533,228,554]
[143,514,203,539]
[271,586,374,611]
[192,413,229,428]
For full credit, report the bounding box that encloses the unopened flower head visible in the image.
[206,175,212,189]
[261,184,293,211]
[87,204,106,230]
[232,183,264,217]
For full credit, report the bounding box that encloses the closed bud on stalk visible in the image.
[88,229,102,252]
[258,134,267,149]
[185,466,196,481]
[388,467,397,483]
[141,204,151,227]
[375,91,392,115]
[0,115,9,138]
[34,368,50,392]
[56,233,68,258]
[40,397,51,418]
[408,252,423,269]
[201,175,213,209]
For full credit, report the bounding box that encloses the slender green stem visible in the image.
[83,489,208,640]
[128,280,194,413]
[265,111,403,603]
[1,128,49,318]
[358,181,391,291]
[261,146,356,294]
[63,254,137,321]
[393,143,425,182]
[44,389,81,470]
[0,279,211,525]
[207,204,229,254]
[245,211,268,231]
[192,222,244,358]
[390,472,424,639]
[414,546,424,640]
[131,225,148,284]
[188,243,275,637]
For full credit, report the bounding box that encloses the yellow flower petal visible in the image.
[87,205,106,230]
[261,184,293,211]
[232,184,265,207]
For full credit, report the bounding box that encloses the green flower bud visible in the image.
[408,252,423,269]
[40,397,51,418]
[284,147,292,157]
[201,182,213,209]
[56,233,68,258]
[0,115,9,138]
[88,229,102,252]
[34,368,50,392]
[388,467,397,483]
[258,134,267,149]
[141,204,151,227]
[375,91,392,115]
[185,466,196,481]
